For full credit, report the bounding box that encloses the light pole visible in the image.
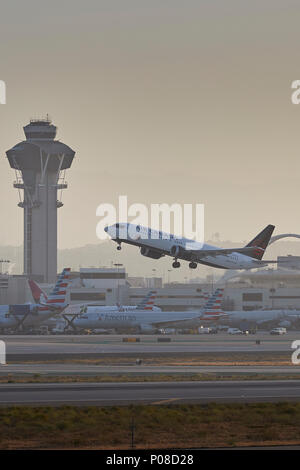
[152,268,157,288]
[114,263,123,305]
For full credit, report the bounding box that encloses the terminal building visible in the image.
[62,264,300,312]
[0,274,32,305]
[3,261,300,313]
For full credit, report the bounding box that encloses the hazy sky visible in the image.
[1,0,300,249]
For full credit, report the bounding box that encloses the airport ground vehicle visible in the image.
[270,327,287,335]
[227,328,243,335]
[198,327,212,334]
[38,325,49,335]
[241,328,257,335]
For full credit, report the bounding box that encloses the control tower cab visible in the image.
[6,118,75,282]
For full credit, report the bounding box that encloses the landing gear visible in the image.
[189,262,197,269]
[117,244,122,251]
[172,260,181,268]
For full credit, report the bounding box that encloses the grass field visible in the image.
[0,373,300,383]
[1,402,300,449]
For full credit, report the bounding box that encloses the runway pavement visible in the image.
[1,363,300,376]
[0,380,300,405]
[0,332,298,359]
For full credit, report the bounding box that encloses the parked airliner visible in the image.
[61,289,226,333]
[28,284,162,331]
[104,223,275,270]
[203,290,300,327]
[58,291,161,330]
[0,268,71,331]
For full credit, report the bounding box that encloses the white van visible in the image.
[270,327,287,335]
[198,327,212,334]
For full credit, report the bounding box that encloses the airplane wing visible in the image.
[189,246,263,258]
[149,314,227,329]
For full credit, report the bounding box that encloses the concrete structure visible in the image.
[68,267,128,305]
[6,118,75,283]
[0,275,31,305]
[62,266,300,313]
[223,284,300,311]
[64,268,212,311]
[277,255,300,270]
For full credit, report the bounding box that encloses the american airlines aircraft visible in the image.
[203,289,300,327]
[52,290,162,330]
[104,223,275,270]
[62,288,226,333]
[0,268,71,331]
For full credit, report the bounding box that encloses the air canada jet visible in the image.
[104,223,275,270]
[0,268,71,331]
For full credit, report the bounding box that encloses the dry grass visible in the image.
[0,373,300,384]
[1,402,300,449]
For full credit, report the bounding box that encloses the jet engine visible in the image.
[170,245,185,258]
[140,247,163,259]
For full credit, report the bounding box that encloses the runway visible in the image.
[1,363,300,376]
[0,380,300,405]
[0,332,298,359]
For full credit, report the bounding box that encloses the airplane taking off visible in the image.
[0,268,71,331]
[104,223,276,270]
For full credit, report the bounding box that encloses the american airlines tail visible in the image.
[201,288,226,319]
[137,291,157,310]
[46,268,71,306]
[28,268,71,308]
[245,224,275,260]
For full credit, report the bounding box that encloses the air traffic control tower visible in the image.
[6,118,75,283]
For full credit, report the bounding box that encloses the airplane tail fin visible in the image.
[201,288,225,318]
[45,268,71,307]
[245,225,275,260]
[28,280,48,304]
[138,291,157,310]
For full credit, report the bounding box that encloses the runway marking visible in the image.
[151,398,179,405]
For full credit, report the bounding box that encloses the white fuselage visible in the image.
[0,304,57,329]
[106,223,266,270]
[63,304,161,315]
[68,306,222,332]
[225,309,300,324]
